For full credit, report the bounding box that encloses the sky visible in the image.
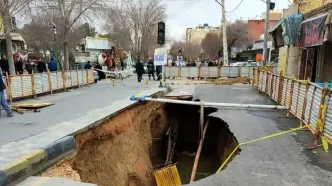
[165,0,292,40]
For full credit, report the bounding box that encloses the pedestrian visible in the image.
[0,55,9,75]
[135,60,144,82]
[120,58,124,71]
[156,65,162,81]
[84,61,92,69]
[147,58,156,81]
[95,62,105,80]
[15,57,23,75]
[37,61,47,73]
[0,69,13,117]
[48,58,57,72]
[25,60,33,74]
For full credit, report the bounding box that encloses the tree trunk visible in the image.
[3,0,15,75]
[63,20,69,70]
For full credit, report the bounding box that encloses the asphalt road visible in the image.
[189,84,332,186]
[0,75,161,146]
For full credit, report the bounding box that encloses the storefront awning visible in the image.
[297,12,331,48]
[269,14,304,48]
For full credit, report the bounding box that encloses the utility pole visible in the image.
[2,0,16,75]
[221,0,228,66]
[262,0,271,66]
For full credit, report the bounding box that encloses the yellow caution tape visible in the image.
[216,125,308,173]
[153,164,182,186]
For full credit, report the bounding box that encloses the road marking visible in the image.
[231,87,249,90]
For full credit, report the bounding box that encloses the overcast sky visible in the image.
[166,0,292,40]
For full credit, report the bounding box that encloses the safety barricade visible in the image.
[164,66,256,79]
[256,68,332,146]
[3,69,93,101]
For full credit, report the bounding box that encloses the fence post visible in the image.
[31,72,36,98]
[62,70,67,91]
[86,70,90,85]
[277,71,284,104]
[198,66,201,80]
[265,72,269,94]
[286,77,295,117]
[6,73,12,104]
[238,66,241,77]
[20,76,24,97]
[76,69,80,88]
[295,81,301,116]
[178,67,181,79]
[48,70,53,94]
[218,66,221,78]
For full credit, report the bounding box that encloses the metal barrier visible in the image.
[164,66,257,78]
[255,68,332,146]
[3,69,94,101]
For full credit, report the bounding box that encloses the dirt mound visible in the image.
[209,77,251,85]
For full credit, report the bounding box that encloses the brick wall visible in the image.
[248,20,277,42]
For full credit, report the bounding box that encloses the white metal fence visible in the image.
[3,69,94,101]
[255,69,332,146]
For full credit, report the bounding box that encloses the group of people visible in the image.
[135,58,162,83]
[0,55,58,75]
[169,60,218,67]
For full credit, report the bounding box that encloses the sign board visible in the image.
[154,48,169,66]
[298,14,327,48]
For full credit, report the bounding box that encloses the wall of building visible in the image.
[286,46,302,77]
[297,0,332,14]
[186,27,220,44]
[248,20,277,42]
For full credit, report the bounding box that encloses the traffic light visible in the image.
[157,21,165,45]
[270,2,275,10]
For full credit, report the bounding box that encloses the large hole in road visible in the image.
[42,97,239,185]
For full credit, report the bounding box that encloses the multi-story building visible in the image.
[186,24,221,44]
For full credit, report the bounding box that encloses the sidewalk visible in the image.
[0,76,160,146]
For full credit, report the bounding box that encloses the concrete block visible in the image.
[0,170,5,186]
[43,136,76,162]
[0,157,29,185]
[21,150,47,170]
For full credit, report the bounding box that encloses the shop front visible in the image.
[269,14,304,77]
[297,12,332,82]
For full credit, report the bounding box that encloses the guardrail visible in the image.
[255,69,332,147]
[164,66,258,78]
[2,69,94,101]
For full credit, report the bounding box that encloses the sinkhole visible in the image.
[42,97,240,186]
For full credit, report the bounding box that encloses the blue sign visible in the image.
[155,55,164,61]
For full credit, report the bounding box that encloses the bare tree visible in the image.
[105,0,166,62]
[0,0,33,74]
[201,33,222,58]
[225,20,249,49]
[20,13,87,63]
[201,20,249,59]
[36,0,104,69]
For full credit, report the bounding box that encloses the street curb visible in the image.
[0,136,76,186]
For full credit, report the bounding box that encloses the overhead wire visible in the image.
[167,0,201,18]
[226,0,245,13]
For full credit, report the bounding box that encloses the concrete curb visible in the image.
[0,136,76,186]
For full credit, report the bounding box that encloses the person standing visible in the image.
[37,61,47,73]
[25,60,33,74]
[0,69,13,117]
[147,58,156,81]
[135,60,144,82]
[48,58,57,72]
[15,57,23,74]
[0,55,9,75]
[156,65,162,81]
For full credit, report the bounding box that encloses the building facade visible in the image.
[186,24,220,44]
